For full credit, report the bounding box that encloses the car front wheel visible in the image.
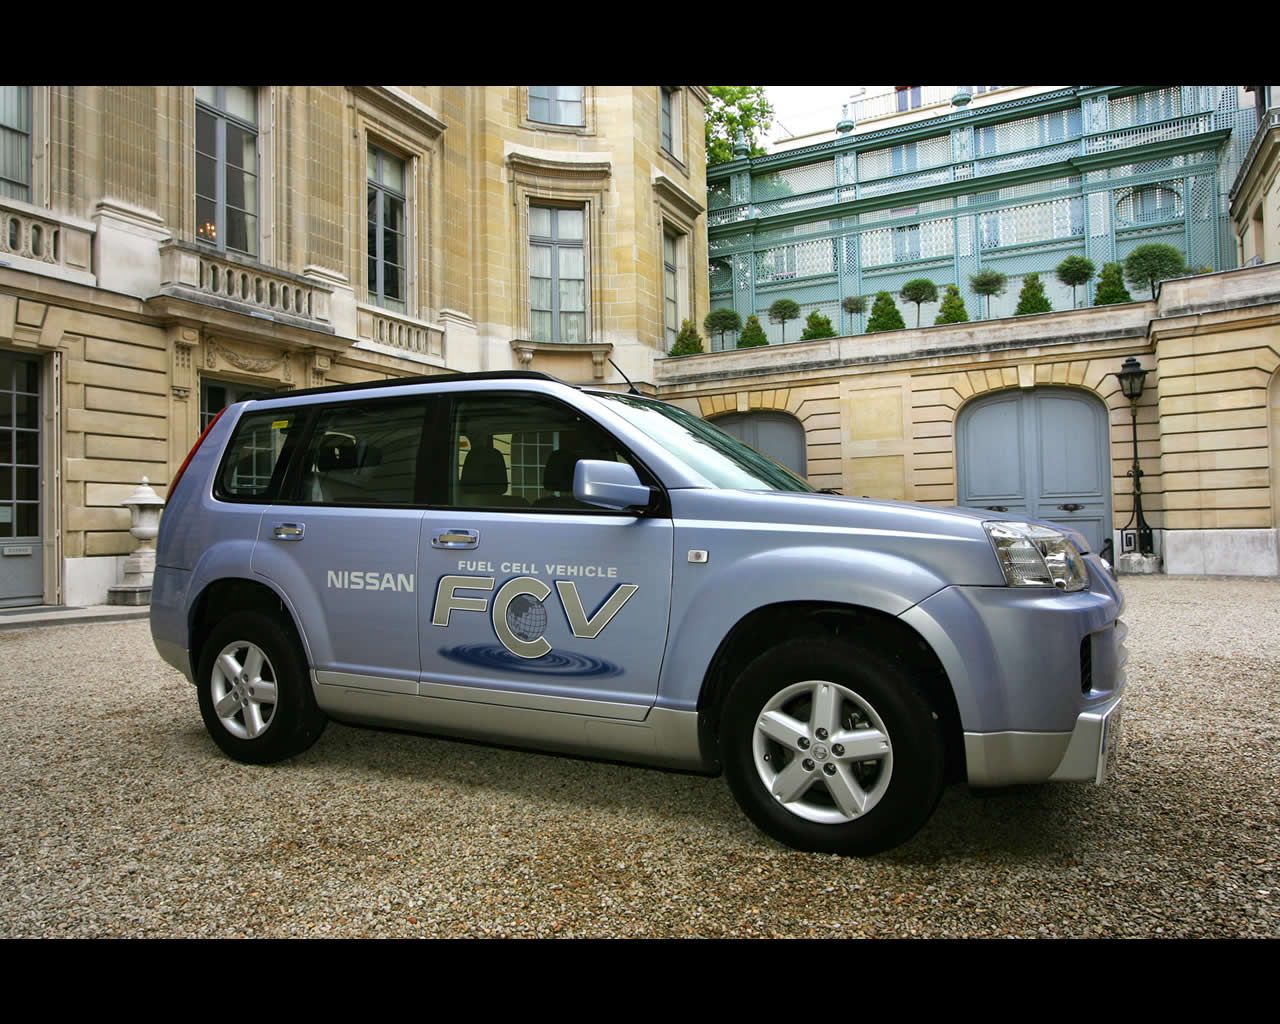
[721,636,946,856]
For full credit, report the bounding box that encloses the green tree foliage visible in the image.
[969,269,1008,319]
[899,278,938,327]
[667,319,704,357]
[703,307,743,348]
[1123,243,1186,299]
[1055,256,1096,309]
[706,86,775,166]
[841,295,866,332]
[1093,262,1133,305]
[865,291,906,333]
[768,298,801,343]
[1014,272,1053,315]
[934,284,969,324]
[737,314,769,347]
[799,310,837,341]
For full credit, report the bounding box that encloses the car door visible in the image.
[418,390,674,715]
[251,396,428,694]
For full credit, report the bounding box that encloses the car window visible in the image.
[589,391,815,492]
[215,409,300,501]
[448,394,629,511]
[297,400,425,506]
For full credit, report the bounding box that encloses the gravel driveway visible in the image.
[2,575,1276,938]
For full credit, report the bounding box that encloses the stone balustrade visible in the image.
[157,240,334,329]
[356,303,445,363]
[0,198,95,283]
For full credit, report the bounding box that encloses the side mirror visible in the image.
[573,460,651,512]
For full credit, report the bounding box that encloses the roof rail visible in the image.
[264,369,559,401]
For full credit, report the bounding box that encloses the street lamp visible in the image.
[1115,356,1154,556]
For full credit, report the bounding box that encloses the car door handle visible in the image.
[272,522,305,541]
[432,528,479,549]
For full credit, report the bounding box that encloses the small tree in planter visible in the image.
[841,295,867,333]
[799,309,838,340]
[703,307,742,349]
[1093,261,1133,305]
[1123,243,1186,299]
[969,269,1008,319]
[934,284,969,324]
[899,278,938,327]
[865,291,906,333]
[1055,255,1096,309]
[768,298,801,343]
[737,314,769,347]
[1014,272,1053,315]
[668,319,704,356]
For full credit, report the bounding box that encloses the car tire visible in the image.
[196,610,326,765]
[720,635,946,856]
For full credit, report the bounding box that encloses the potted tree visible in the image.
[768,298,801,343]
[969,269,1008,319]
[1055,256,1096,309]
[899,278,938,327]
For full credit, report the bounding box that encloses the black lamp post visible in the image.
[1115,356,1154,556]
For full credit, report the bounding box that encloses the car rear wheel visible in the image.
[721,636,945,855]
[196,611,326,764]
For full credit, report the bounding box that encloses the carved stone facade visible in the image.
[0,85,709,606]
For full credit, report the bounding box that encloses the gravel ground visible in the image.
[1,574,1277,939]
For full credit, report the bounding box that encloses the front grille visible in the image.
[1079,634,1093,693]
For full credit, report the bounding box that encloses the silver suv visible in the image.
[151,371,1126,855]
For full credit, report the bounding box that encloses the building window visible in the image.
[663,230,679,350]
[895,87,923,112]
[660,87,684,162]
[891,144,917,175]
[195,86,259,257]
[0,86,31,202]
[200,378,273,432]
[529,87,584,128]
[529,205,586,343]
[367,145,407,314]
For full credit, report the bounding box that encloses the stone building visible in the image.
[0,85,709,607]
[681,85,1280,576]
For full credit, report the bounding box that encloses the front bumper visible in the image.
[963,692,1124,787]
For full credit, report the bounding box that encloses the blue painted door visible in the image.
[957,388,1111,553]
[418,392,673,710]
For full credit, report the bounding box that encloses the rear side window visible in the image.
[298,400,425,506]
[215,410,299,500]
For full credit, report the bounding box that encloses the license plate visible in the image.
[1096,701,1123,784]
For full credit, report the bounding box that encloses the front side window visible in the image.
[0,86,31,202]
[367,145,407,313]
[195,86,259,256]
[529,86,584,128]
[529,205,586,343]
[448,394,630,510]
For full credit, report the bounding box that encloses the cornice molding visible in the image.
[349,86,447,140]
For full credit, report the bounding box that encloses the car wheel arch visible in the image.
[696,601,966,784]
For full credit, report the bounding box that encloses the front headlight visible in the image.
[983,521,1090,592]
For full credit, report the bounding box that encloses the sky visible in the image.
[762,86,883,149]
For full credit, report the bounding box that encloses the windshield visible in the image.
[590,392,816,492]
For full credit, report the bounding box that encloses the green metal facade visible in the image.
[706,87,1258,348]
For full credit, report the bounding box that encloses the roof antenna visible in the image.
[608,358,642,396]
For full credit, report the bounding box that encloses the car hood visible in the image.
[666,489,1092,553]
